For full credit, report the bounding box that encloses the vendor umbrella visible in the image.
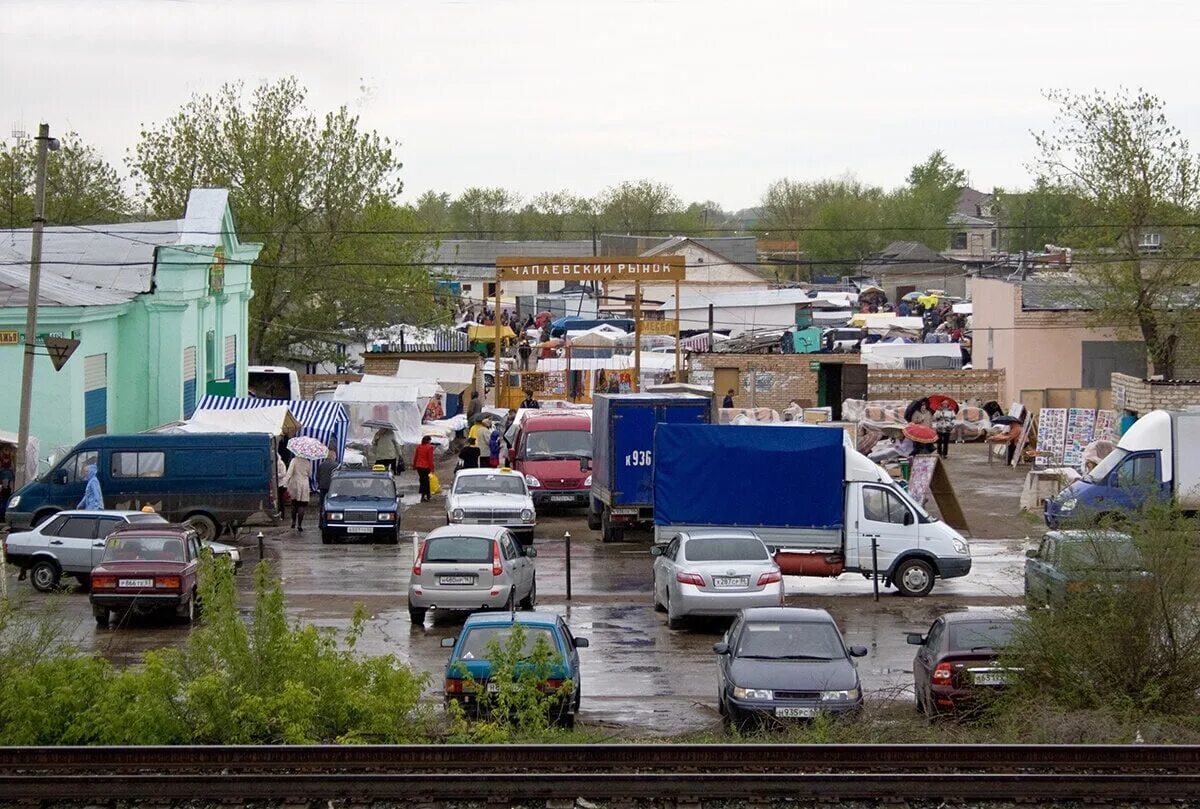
[362,419,399,431]
[927,394,959,413]
[287,436,329,461]
[903,423,938,445]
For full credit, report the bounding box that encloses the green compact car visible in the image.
[1024,530,1144,607]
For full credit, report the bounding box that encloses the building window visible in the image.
[1140,232,1162,249]
[990,229,997,248]
[536,280,551,294]
[462,284,472,293]
[84,354,107,437]
[205,330,216,382]
[183,346,197,418]
[485,283,497,298]
[952,232,968,250]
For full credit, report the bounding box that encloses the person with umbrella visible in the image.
[280,447,315,531]
[370,427,402,474]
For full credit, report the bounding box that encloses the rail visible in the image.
[2,743,1198,803]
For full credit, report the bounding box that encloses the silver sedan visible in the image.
[407,525,537,625]
[651,530,783,630]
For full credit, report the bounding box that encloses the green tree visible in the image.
[1,131,128,227]
[411,190,452,231]
[1031,88,1200,377]
[449,187,520,238]
[516,191,594,240]
[129,78,447,363]
[596,179,681,233]
[993,180,1081,255]
[885,150,967,249]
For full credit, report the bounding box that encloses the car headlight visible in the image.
[521,509,534,522]
[7,495,18,509]
[228,549,241,564]
[732,687,774,700]
[584,475,592,487]
[451,508,465,521]
[328,512,343,521]
[951,538,969,555]
[820,688,860,701]
[378,512,395,521]
[524,474,540,488]
[1058,497,1077,512]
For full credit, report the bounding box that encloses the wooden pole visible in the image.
[633,280,641,393]
[494,280,503,408]
[674,279,681,381]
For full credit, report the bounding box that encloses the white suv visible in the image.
[446,467,537,545]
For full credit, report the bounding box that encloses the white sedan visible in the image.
[446,467,537,545]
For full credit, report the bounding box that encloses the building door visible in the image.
[714,367,740,406]
[1081,342,1147,388]
[842,363,868,405]
[183,346,197,418]
[83,354,107,436]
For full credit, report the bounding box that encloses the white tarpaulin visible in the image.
[164,405,299,436]
[335,379,434,446]
[0,428,39,482]
[539,353,678,373]
[860,342,963,369]
[392,359,476,395]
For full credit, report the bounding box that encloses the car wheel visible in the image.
[520,575,537,610]
[178,594,196,624]
[92,606,109,628]
[501,588,516,612]
[321,530,333,545]
[894,559,935,597]
[665,592,685,630]
[74,574,91,593]
[184,513,219,544]
[586,505,602,531]
[30,559,61,593]
[717,689,727,717]
[385,529,400,545]
[408,606,426,626]
[652,583,666,613]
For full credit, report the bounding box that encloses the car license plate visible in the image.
[346,526,375,534]
[973,671,1009,686]
[119,578,153,588]
[776,707,815,718]
[713,576,749,588]
[439,575,474,585]
[550,495,575,502]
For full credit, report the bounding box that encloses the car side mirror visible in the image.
[849,645,868,658]
[906,633,926,646]
[52,469,68,485]
[524,547,538,558]
[903,511,914,526]
[712,642,730,655]
[440,637,456,648]
[649,546,663,556]
[1025,549,1038,559]
[574,637,589,648]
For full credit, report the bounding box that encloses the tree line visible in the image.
[2,82,1198,376]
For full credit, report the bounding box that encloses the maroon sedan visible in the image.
[908,609,1018,717]
[89,525,203,628]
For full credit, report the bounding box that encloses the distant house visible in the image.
[944,188,999,262]
[857,240,968,299]
[599,235,767,313]
[429,240,596,304]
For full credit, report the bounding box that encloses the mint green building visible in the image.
[0,189,263,466]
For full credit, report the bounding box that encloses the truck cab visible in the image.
[509,411,593,508]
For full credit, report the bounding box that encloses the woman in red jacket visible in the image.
[413,435,436,502]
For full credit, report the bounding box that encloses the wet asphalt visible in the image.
[1,442,1041,737]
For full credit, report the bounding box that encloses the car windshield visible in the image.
[683,537,768,562]
[328,477,396,500]
[425,536,494,564]
[458,625,558,660]
[949,620,1016,651]
[735,621,846,660]
[1084,447,1128,483]
[1059,538,1142,571]
[454,475,526,496]
[103,535,186,563]
[521,429,592,460]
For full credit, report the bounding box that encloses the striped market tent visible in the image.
[193,395,349,487]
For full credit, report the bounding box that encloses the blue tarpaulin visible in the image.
[653,424,846,529]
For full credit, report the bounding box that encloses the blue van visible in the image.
[5,433,278,541]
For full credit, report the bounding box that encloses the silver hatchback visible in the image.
[408,525,537,625]
[651,530,783,629]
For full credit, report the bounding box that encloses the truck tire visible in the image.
[894,558,935,597]
[587,502,602,531]
[183,513,219,543]
[30,559,61,593]
[600,508,624,544]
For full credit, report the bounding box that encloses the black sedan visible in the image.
[712,607,866,729]
[908,609,1018,717]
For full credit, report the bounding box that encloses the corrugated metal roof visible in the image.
[0,265,133,307]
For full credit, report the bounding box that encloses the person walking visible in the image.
[276,452,288,519]
[933,401,955,459]
[520,389,540,410]
[518,340,532,371]
[316,448,337,512]
[488,424,503,468]
[471,417,493,468]
[467,390,482,424]
[77,463,104,510]
[370,428,401,474]
[413,436,436,502]
[722,389,735,408]
[458,437,481,470]
[281,455,312,531]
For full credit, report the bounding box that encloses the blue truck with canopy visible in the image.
[652,424,972,596]
[589,393,710,543]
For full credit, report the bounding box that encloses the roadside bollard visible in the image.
[564,531,572,601]
[257,531,265,562]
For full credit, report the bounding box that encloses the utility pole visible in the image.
[16,123,57,488]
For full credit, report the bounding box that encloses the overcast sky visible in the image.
[3,0,1198,210]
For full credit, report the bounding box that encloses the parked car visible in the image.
[446,467,536,545]
[319,467,401,544]
[650,530,783,629]
[89,524,207,627]
[408,525,537,624]
[440,610,589,726]
[5,433,279,541]
[1024,530,1144,607]
[908,609,1018,716]
[3,509,240,592]
[508,410,593,509]
[712,607,866,728]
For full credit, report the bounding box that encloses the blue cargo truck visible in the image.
[589,393,710,543]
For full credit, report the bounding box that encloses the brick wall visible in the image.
[300,373,361,399]
[866,369,1005,404]
[361,351,481,377]
[1111,372,1200,416]
[690,353,854,411]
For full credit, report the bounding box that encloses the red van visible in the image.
[509,411,593,508]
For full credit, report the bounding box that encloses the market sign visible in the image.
[638,319,678,335]
[496,256,686,282]
[0,331,17,345]
[208,248,226,295]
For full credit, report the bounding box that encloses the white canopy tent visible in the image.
[334,378,433,446]
[391,359,476,395]
[154,404,300,436]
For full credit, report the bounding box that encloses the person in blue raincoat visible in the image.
[77,464,104,510]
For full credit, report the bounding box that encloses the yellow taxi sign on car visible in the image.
[499,467,513,473]
[372,464,388,472]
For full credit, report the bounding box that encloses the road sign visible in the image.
[638,319,678,335]
[496,256,686,282]
[42,337,80,371]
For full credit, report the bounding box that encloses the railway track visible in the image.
[2,743,1199,803]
